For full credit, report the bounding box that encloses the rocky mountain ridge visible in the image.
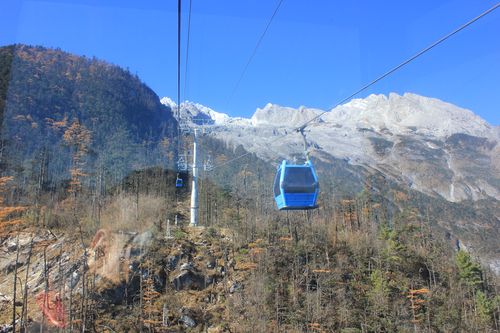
[162,93,499,203]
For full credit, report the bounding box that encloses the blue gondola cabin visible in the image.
[175,175,183,188]
[273,160,319,210]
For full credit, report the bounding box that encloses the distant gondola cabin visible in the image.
[175,176,183,188]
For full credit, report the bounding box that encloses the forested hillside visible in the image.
[0,44,177,204]
[0,45,498,332]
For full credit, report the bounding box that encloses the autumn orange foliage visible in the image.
[0,176,26,234]
[307,323,327,332]
[236,262,257,270]
[407,287,430,324]
[62,120,92,194]
[45,115,68,131]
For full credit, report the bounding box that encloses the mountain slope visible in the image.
[165,93,499,203]
[162,94,500,273]
[0,44,177,195]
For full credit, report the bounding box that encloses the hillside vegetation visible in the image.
[0,44,177,204]
[0,45,498,332]
[1,171,499,332]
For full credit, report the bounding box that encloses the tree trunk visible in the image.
[12,235,20,332]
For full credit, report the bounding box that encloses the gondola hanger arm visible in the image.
[297,126,310,162]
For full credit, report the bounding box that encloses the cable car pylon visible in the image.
[190,128,199,226]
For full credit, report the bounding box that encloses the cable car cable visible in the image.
[176,0,183,147]
[209,2,500,172]
[295,1,500,132]
[183,0,193,101]
[227,0,285,105]
[174,0,184,190]
[177,0,182,120]
[175,0,188,179]
[207,1,285,171]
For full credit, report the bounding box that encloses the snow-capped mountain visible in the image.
[162,93,500,273]
[160,97,239,126]
[325,93,494,138]
[162,93,499,203]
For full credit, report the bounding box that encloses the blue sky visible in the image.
[1,0,499,124]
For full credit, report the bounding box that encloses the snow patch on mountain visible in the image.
[160,96,177,109]
[251,103,324,127]
[324,93,493,138]
[164,93,494,139]
[160,99,236,125]
[182,101,231,125]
